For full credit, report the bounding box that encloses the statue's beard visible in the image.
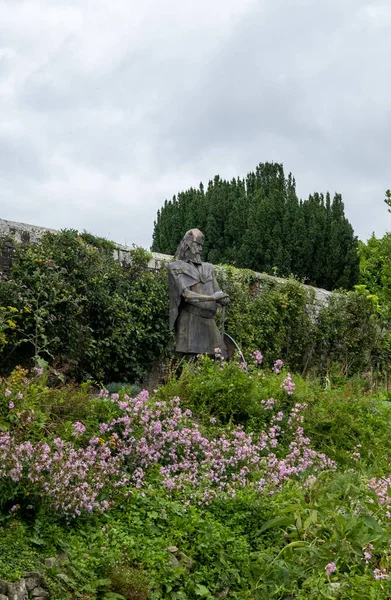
[183,248,202,264]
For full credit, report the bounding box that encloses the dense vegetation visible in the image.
[2,358,391,599]
[2,191,391,598]
[0,230,171,383]
[152,162,359,291]
[0,230,385,384]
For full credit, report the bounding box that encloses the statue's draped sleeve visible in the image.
[167,261,199,330]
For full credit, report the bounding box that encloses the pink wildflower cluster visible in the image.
[325,562,336,576]
[374,568,389,580]
[72,422,86,437]
[252,351,263,365]
[0,382,335,518]
[366,473,391,520]
[261,398,275,410]
[0,433,118,516]
[272,359,283,374]
[281,373,295,395]
[351,444,362,461]
[363,551,372,564]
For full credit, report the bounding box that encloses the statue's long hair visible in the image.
[175,229,204,261]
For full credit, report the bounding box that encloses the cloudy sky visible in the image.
[1,0,390,248]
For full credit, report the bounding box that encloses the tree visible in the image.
[151,162,359,290]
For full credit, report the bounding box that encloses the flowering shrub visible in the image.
[280,373,295,395]
[0,363,335,517]
[3,361,391,598]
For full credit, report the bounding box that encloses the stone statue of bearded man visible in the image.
[167,229,229,355]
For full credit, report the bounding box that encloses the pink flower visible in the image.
[364,552,372,563]
[8,401,14,409]
[16,392,23,400]
[72,422,86,436]
[281,373,295,395]
[325,562,336,576]
[252,350,263,365]
[374,568,389,580]
[272,359,283,374]
[4,389,11,397]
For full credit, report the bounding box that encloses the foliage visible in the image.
[152,162,360,291]
[314,287,383,377]
[0,227,385,383]
[0,233,383,381]
[0,363,334,517]
[215,267,383,378]
[217,270,316,373]
[2,359,391,597]
[0,230,172,382]
[359,232,391,320]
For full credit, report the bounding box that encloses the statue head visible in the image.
[175,229,204,264]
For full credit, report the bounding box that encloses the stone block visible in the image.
[7,579,28,600]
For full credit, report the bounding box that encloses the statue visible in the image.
[167,229,230,356]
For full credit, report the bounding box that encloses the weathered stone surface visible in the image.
[24,573,42,592]
[0,594,8,600]
[0,218,56,244]
[31,588,49,598]
[43,558,56,568]
[0,581,7,594]
[169,554,180,568]
[7,579,28,600]
[178,552,194,571]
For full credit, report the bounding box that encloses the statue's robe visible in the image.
[167,260,224,355]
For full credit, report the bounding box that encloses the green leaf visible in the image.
[303,510,318,531]
[195,584,211,597]
[30,538,45,546]
[362,515,384,533]
[258,516,293,534]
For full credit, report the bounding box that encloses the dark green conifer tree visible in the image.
[151,162,359,290]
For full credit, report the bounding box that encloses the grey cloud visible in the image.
[0,0,390,247]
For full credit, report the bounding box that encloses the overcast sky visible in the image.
[1,0,390,248]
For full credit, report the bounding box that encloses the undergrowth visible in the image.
[1,357,391,599]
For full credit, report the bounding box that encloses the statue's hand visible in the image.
[213,291,230,304]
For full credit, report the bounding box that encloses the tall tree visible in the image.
[151,162,359,290]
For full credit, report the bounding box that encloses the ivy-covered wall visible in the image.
[0,218,332,308]
[0,218,169,278]
[0,218,384,384]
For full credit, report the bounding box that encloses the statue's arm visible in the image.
[182,288,229,303]
[182,288,220,302]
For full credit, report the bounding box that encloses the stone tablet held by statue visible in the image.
[167,229,230,355]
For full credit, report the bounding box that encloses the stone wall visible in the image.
[0,218,170,278]
[0,218,332,312]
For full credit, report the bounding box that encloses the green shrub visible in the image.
[0,230,172,382]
